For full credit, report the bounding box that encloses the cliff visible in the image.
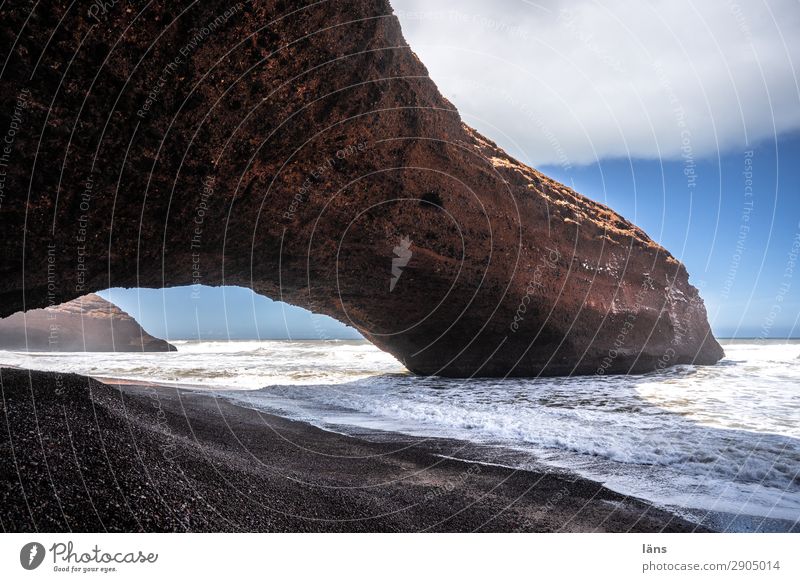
[0,294,176,352]
[0,0,722,375]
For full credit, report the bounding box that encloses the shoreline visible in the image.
[1,367,708,532]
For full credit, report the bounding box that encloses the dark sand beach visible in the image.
[0,367,705,532]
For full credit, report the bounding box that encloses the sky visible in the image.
[99,286,362,341]
[103,0,799,340]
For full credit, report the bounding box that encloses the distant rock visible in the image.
[0,294,176,352]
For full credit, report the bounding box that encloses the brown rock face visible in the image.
[0,294,176,352]
[0,1,722,375]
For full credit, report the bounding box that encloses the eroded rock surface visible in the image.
[0,0,723,375]
[0,294,176,352]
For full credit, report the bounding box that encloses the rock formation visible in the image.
[0,0,723,375]
[0,294,176,352]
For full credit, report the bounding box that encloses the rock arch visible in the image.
[0,0,723,376]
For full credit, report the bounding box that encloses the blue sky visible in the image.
[540,133,800,339]
[100,286,362,341]
[102,1,800,340]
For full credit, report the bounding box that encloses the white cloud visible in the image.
[392,0,800,166]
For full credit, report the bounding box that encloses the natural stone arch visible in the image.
[0,0,723,376]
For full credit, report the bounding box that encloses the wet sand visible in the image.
[0,367,706,532]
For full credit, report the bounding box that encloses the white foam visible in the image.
[0,339,406,389]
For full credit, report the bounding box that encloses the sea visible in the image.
[1,339,798,532]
